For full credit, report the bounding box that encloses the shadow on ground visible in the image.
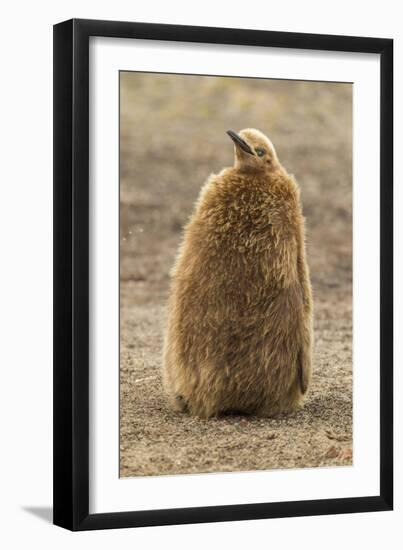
[22,506,53,524]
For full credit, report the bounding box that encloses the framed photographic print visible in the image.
[53,19,393,530]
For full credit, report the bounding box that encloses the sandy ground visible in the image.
[119,73,353,477]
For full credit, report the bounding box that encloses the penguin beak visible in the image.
[226,130,255,155]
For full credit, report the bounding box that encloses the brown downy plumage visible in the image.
[163,128,313,418]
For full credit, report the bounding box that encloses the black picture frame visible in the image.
[53,18,393,531]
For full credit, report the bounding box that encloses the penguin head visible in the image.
[227,128,281,173]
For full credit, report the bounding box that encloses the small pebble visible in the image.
[324,445,339,459]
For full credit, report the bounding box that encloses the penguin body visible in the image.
[163,129,313,418]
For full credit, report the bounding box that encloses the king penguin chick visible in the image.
[163,128,313,418]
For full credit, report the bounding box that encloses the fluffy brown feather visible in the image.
[163,128,313,418]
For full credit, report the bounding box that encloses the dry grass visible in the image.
[119,72,352,477]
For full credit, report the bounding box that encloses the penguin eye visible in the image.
[255,148,265,157]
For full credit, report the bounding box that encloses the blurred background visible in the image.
[120,72,352,477]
